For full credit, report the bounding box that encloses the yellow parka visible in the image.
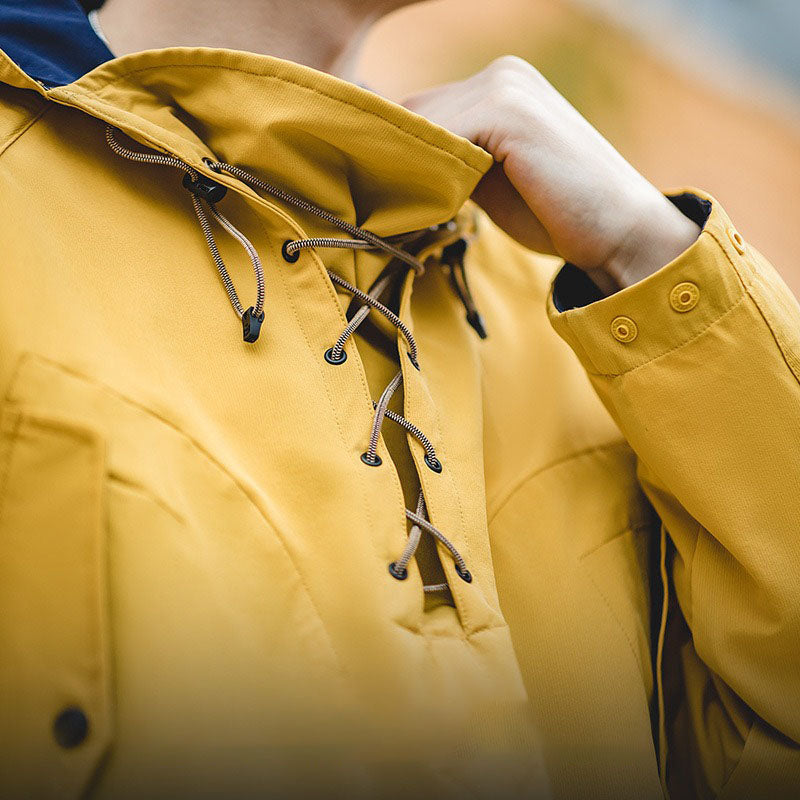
[0,35,799,800]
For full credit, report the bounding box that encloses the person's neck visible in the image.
[96,0,383,80]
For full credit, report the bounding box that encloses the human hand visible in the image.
[402,56,700,293]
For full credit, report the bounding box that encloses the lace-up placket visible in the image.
[106,125,474,595]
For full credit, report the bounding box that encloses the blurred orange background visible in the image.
[359,0,800,295]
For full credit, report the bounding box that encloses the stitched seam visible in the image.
[107,472,186,525]
[738,263,800,386]
[48,89,208,160]
[11,353,349,683]
[412,329,478,633]
[249,217,403,587]
[571,227,751,379]
[60,65,487,174]
[0,411,22,528]
[686,519,704,633]
[592,289,751,380]
[579,519,652,561]
[395,616,508,639]
[585,559,645,672]
[706,226,747,282]
[397,269,484,636]
[716,720,759,798]
[0,102,50,160]
[45,89,312,241]
[488,439,629,524]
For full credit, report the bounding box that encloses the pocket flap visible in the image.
[0,410,112,799]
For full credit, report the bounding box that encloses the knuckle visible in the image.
[484,55,541,91]
[488,55,532,76]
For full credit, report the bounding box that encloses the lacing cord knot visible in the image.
[105,124,473,591]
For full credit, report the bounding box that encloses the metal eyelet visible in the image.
[424,455,443,473]
[455,565,473,584]
[388,562,408,580]
[282,240,300,263]
[324,347,347,365]
[361,452,382,467]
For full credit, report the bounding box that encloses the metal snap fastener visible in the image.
[669,282,700,313]
[727,227,746,255]
[53,706,89,749]
[611,315,638,343]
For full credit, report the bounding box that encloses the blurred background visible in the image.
[359,0,800,294]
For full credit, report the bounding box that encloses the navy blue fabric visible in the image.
[0,0,113,87]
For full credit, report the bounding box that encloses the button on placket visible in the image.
[53,706,90,749]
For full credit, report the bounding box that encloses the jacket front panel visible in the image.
[3,39,799,800]
[0,50,558,800]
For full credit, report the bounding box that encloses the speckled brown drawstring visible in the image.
[105,125,473,591]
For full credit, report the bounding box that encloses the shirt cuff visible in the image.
[546,188,750,376]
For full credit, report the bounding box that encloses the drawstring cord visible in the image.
[205,159,428,276]
[105,127,267,341]
[105,125,475,591]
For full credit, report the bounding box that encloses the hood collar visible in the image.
[1,10,494,294]
[0,41,493,240]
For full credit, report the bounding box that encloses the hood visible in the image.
[0,1,494,291]
[0,0,113,87]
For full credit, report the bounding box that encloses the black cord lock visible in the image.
[182,171,228,204]
[242,307,265,343]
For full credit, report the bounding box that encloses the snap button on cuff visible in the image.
[727,227,746,255]
[611,315,638,343]
[669,282,700,312]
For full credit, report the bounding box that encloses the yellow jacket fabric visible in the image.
[0,44,798,800]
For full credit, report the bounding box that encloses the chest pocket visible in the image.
[0,407,112,800]
[0,352,350,799]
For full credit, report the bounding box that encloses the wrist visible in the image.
[603,194,701,291]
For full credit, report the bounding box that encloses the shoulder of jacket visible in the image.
[0,83,48,159]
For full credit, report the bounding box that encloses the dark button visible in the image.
[53,706,89,749]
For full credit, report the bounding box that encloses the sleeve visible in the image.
[545,188,800,799]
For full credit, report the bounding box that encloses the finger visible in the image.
[471,164,557,256]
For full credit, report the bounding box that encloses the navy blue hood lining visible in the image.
[0,0,113,87]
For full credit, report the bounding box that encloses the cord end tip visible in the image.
[242,307,265,343]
